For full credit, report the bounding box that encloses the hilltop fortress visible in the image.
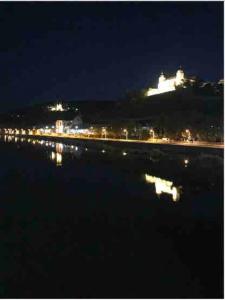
[146,67,195,96]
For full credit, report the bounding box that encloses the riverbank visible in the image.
[4,133,223,157]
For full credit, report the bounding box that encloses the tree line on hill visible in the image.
[0,81,223,142]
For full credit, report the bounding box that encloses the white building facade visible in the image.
[146,67,185,96]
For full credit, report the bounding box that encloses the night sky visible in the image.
[0,1,223,111]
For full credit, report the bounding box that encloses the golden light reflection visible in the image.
[184,159,189,167]
[145,174,180,202]
[51,151,56,160]
[56,143,63,154]
[56,153,62,166]
[50,151,62,166]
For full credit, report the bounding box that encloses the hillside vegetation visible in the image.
[0,86,223,142]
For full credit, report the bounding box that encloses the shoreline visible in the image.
[1,133,223,156]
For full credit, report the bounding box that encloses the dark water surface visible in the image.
[0,135,223,298]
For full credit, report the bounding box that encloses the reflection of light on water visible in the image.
[50,151,62,166]
[56,143,63,154]
[145,174,180,202]
[184,159,189,167]
[51,152,56,160]
[56,153,62,166]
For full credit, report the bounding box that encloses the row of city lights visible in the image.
[1,126,194,143]
[3,134,190,167]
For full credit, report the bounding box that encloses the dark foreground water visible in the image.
[0,135,223,298]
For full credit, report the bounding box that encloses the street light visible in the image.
[185,129,191,142]
[102,127,107,139]
[149,128,155,140]
[123,129,128,140]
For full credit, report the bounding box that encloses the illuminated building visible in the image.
[64,115,83,133]
[56,115,83,134]
[48,102,65,112]
[145,174,180,202]
[146,67,193,96]
[56,120,64,134]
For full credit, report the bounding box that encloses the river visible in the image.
[0,135,223,298]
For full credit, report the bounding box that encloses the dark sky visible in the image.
[0,1,223,111]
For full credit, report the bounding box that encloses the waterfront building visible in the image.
[55,120,64,134]
[55,115,83,134]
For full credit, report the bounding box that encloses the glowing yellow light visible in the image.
[56,143,63,153]
[184,159,189,164]
[145,174,180,202]
[123,152,127,156]
[56,153,62,166]
[51,152,56,160]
